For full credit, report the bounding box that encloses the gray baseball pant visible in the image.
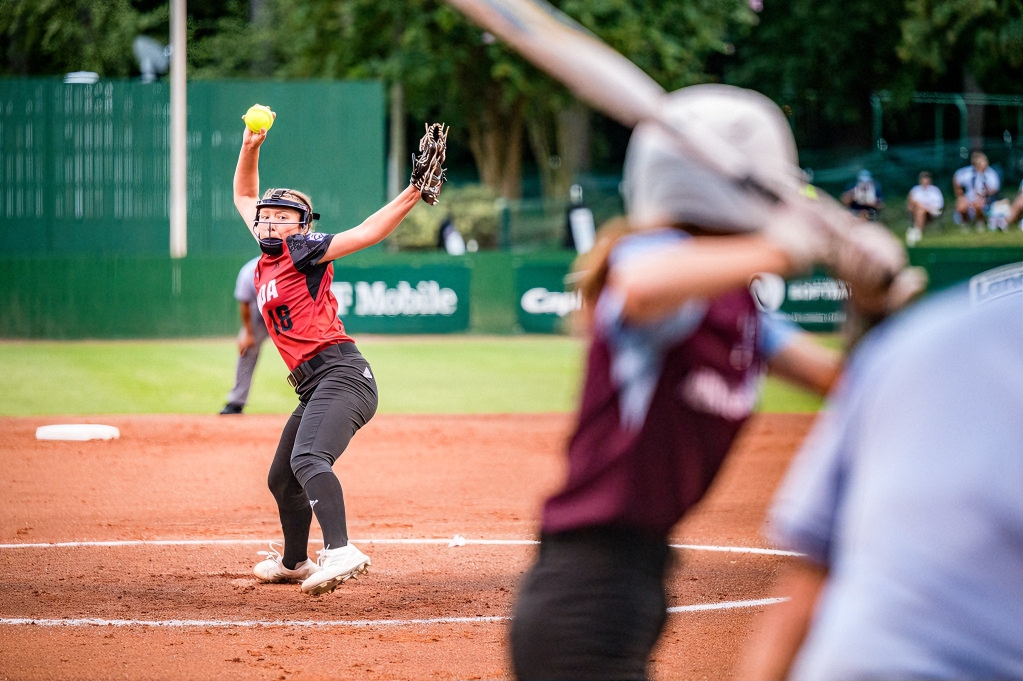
[226,318,270,406]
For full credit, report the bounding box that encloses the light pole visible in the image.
[169,0,187,260]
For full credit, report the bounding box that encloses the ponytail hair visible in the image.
[571,217,635,325]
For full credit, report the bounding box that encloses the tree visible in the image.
[0,0,253,79]
[1,0,755,197]
[0,0,163,76]
[898,0,1023,94]
[526,0,755,198]
[724,0,909,147]
[258,0,752,199]
[257,0,542,198]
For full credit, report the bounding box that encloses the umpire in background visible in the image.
[220,256,268,415]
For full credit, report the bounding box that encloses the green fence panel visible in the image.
[909,247,1023,290]
[0,78,385,257]
[465,251,517,334]
[330,263,471,334]
[0,255,250,338]
[2,248,1019,339]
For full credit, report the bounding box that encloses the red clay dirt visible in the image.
[0,413,815,680]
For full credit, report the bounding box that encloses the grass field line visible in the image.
[0,537,803,556]
[0,598,790,629]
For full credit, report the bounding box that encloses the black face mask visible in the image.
[259,237,283,256]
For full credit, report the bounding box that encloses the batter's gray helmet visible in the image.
[622,84,803,233]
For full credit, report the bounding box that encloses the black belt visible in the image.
[287,343,359,387]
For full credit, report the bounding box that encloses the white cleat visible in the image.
[301,543,372,596]
[253,542,318,583]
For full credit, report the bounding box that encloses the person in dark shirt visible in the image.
[509,84,909,681]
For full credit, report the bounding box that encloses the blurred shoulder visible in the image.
[849,269,1022,380]
[610,228,688,267]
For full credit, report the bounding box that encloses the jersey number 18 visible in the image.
[268,305,293,334]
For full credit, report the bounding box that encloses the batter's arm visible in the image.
[233,127,268,238]
[610,235,796,324]
[317,184,422,263]
[738,560,828,680]
[767,333,843,396]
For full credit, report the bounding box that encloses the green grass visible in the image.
[0,336,828,416]
[914,228,1023,248]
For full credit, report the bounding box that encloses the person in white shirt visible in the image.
[905,171,943,246]
[952,152,1000,228]
[1004,179,1023,230]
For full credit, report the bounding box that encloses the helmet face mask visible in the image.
[254,189,320,254]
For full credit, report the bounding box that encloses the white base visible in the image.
[35,424,120,441]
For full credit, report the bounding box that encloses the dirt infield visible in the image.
[0,413,815,680]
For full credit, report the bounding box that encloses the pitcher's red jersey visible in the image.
[254,232,354,371]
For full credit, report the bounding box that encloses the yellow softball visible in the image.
[243,104,275,133]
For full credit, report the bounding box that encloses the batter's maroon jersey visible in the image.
[542,289,763,537]
[253,232,354,371]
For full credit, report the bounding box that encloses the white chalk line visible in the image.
[667,597,789,613]
[0,598,788,629]
[0,538,802,557]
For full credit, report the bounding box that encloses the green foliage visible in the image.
[251,0,753,197]
[564,0,755,91]
[725,0,910,146]
[0,0,256,79]
[0,0,165,76]
[1,0,756,195]
[725,0,1023,146]
[388,185,501,251]
[898,0,1023,92]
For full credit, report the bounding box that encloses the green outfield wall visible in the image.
[0,248,1018,339]
[0,251,525,338]
[0,78,385,257]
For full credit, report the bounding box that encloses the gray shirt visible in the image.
[234,257,266,330]
[770,275,1023,680]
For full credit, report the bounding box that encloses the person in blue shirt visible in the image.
[841,170,884,221]
[741,264,1023,680]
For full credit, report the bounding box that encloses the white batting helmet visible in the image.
[622,84,802,233]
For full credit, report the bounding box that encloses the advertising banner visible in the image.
[515,262,582,333]
[516,263,848,334]
[330,264,471,333]
[750,271,847,332]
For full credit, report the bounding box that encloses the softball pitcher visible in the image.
[234,114,446,595]
[509,85,916,680]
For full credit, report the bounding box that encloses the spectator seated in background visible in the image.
[997,179,1023,231]
[437,216,466,255]
[953,151,1000,229]
[841,170,884,220]
[905,171,943,246]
